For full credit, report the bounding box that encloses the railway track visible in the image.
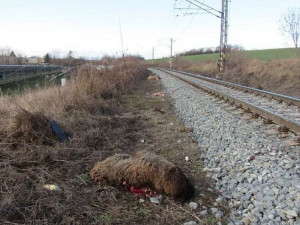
[151,68,300,135]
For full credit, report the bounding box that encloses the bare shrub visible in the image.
[279,8,300,48]
[174,58,193,71]
[9,109,58,145]
[226,51,249,70]
[223,57,300,97]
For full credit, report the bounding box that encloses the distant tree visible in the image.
[226,44,244,52]
[9,51,17,57]
[67,50,74,58]
[50,50,61,59]
[198,48,204,54]
[232,44,244,51]
[133,55,145,60]
[215,46,220,53]
[204,48,213,54]
[16,52,25,64]
[44,53,51,64]
[0,47,12,56]
[279,8,300,48]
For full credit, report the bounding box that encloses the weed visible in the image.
[164,150,175,156]
[93,214,112,224]
[137,207,151,217]
[201,216,219,225]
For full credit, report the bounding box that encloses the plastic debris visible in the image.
[43,184,61,191]
[51,120,69,142]
[150,197,160,204]
[150,195,162,204]
[183,221,197,225]
[185,156,189,162]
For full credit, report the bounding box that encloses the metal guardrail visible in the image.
[49,66,78,81]
[0,71,60,85]
[0,65,64,85]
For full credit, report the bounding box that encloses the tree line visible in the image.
[176,45,244,57]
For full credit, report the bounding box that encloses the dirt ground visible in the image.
[0,76,229,224]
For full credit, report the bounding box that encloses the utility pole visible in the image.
[170,38,173,58]
[218,0,229,77]
[152,47,154,64]
[170,38,173,69]
[174,0,229,78]
[119,16,125,63]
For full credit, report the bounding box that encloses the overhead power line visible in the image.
[174,0,229,75]
[192,0,222,14]
[184,0,221,18]
[174,7,211,10]
[175,14,197,40]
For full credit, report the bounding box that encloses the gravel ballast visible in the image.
[166,70,300,123]
[150,69,300,225]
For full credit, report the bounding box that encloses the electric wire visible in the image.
[175,14,197,41]
[184,0,221,18]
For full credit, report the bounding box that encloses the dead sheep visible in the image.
[90,151,194,202]
[147,75,161,81]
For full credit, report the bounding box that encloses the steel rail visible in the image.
[156,68,300,134]
[161,68,300,107]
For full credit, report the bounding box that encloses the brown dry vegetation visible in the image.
[0,57,229,224]
[159,52,300,98]
[223,52,300,97]
[0,58,148,224]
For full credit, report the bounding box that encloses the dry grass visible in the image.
[8,109,58,145]
[0,58,146,147]
[223,54,300,97]
[0,57,149,224]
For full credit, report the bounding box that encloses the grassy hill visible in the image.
[152,48,300,63]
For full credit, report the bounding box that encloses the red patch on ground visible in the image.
[123,181,158,197]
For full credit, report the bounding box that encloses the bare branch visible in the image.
[279,8,300,48]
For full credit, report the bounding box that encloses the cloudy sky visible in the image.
[0,0,299,59]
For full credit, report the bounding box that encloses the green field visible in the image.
[152,48,300,63]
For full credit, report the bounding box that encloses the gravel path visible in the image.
[150,69,300,225]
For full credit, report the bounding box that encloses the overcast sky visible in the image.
[0,0,299,59]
